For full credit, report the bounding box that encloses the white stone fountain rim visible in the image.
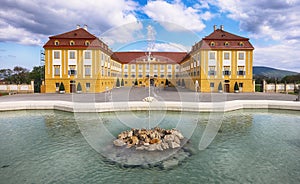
[0,100,300,112]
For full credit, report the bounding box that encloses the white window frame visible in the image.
[223,51,231,66]
[84,65,91,77]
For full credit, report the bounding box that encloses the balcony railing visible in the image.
[68,70,77,75]
[237,71,246,75]
[223,71,231,75]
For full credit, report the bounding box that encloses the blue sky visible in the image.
[0,0,300,72]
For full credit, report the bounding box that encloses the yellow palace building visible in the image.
[43,25,254,93]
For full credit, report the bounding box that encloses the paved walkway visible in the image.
[0,87,298,103]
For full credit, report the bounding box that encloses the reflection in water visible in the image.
[0,110,299,184]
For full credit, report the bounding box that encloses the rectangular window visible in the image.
[210,82,214,88]
[131,64,135,70]
[238,52,245,60]
[69,65,76,75]
[223,66,231,75]
[209,52,215,60]
[54,65,60,76]
[209,66,216,76]
[154,64,158,70]
[160,65,165,70]
[85,65,91,76]
[54,51,60,59]
[55,83,59,92]
[237,66,245,75]
[239,83,243,88]
[139,64,143,70]
[124,64,128,69]
[224,52,230,60]
[69,51,75,59]
[85,51,91,59]
[101,67,104,76]
[86,83,90,88]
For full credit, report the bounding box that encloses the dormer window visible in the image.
[210,42,215,46]
[224,42,229,46]
[54,40,59,46]
[239,42,244,46]
[85,41,90,46]
[70,41,75,46]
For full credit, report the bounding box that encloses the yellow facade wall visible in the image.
[44,48,121,93]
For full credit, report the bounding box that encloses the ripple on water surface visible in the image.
[0,109,299,183]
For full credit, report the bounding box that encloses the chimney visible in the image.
[213,25,217,31]
[220,25,224,30]
[84,24,88,31]
[76,24,80,29]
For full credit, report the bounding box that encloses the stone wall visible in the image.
[263,80,299,93]
[0,81,34,94]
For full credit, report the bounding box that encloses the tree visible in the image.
[234,82,239,92]
[116,78,120,87]
[59,82,65,92]
[134,79,138,86]
[11,66,30,84]
[77,82,82,91]
[29,66,44,93]
[181,79,185,87]
[121,78,124,87]
[165,79,169,86]
[218,82,223,92]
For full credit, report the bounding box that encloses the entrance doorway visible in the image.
[70,80,76,93]
[150,79,154,86]
[224,84,230,93]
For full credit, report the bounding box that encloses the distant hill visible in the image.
[253,66,299,79]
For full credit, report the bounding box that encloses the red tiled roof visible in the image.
[43,28,112,54]
[111,52,188,64]
[194,29,254,50]
[49,28,97,39]
[204,29,248,40]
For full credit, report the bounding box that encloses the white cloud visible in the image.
[254,43,300,72]
[143,0,210,32]
[0,0,140,45]
[153,42,189,52]
[101,21,143,46]
[0,20,43,45]
[209,0,300,72]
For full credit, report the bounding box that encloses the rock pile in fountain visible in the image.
[113,127,185,151]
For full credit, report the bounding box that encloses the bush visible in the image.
[181,79,185,87]
[121,78,124,87]
[218,82,223,91]
[234,82,239,91]
[59,82,65,91]
[116,78,120,87]
[77,82,82,91]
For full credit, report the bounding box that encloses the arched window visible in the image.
[85,41,90,46]
[239,42,244,46]
[224,42,229,46]
[70,40,75,46]
[210,42,215,46]
[54,40,59,46]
